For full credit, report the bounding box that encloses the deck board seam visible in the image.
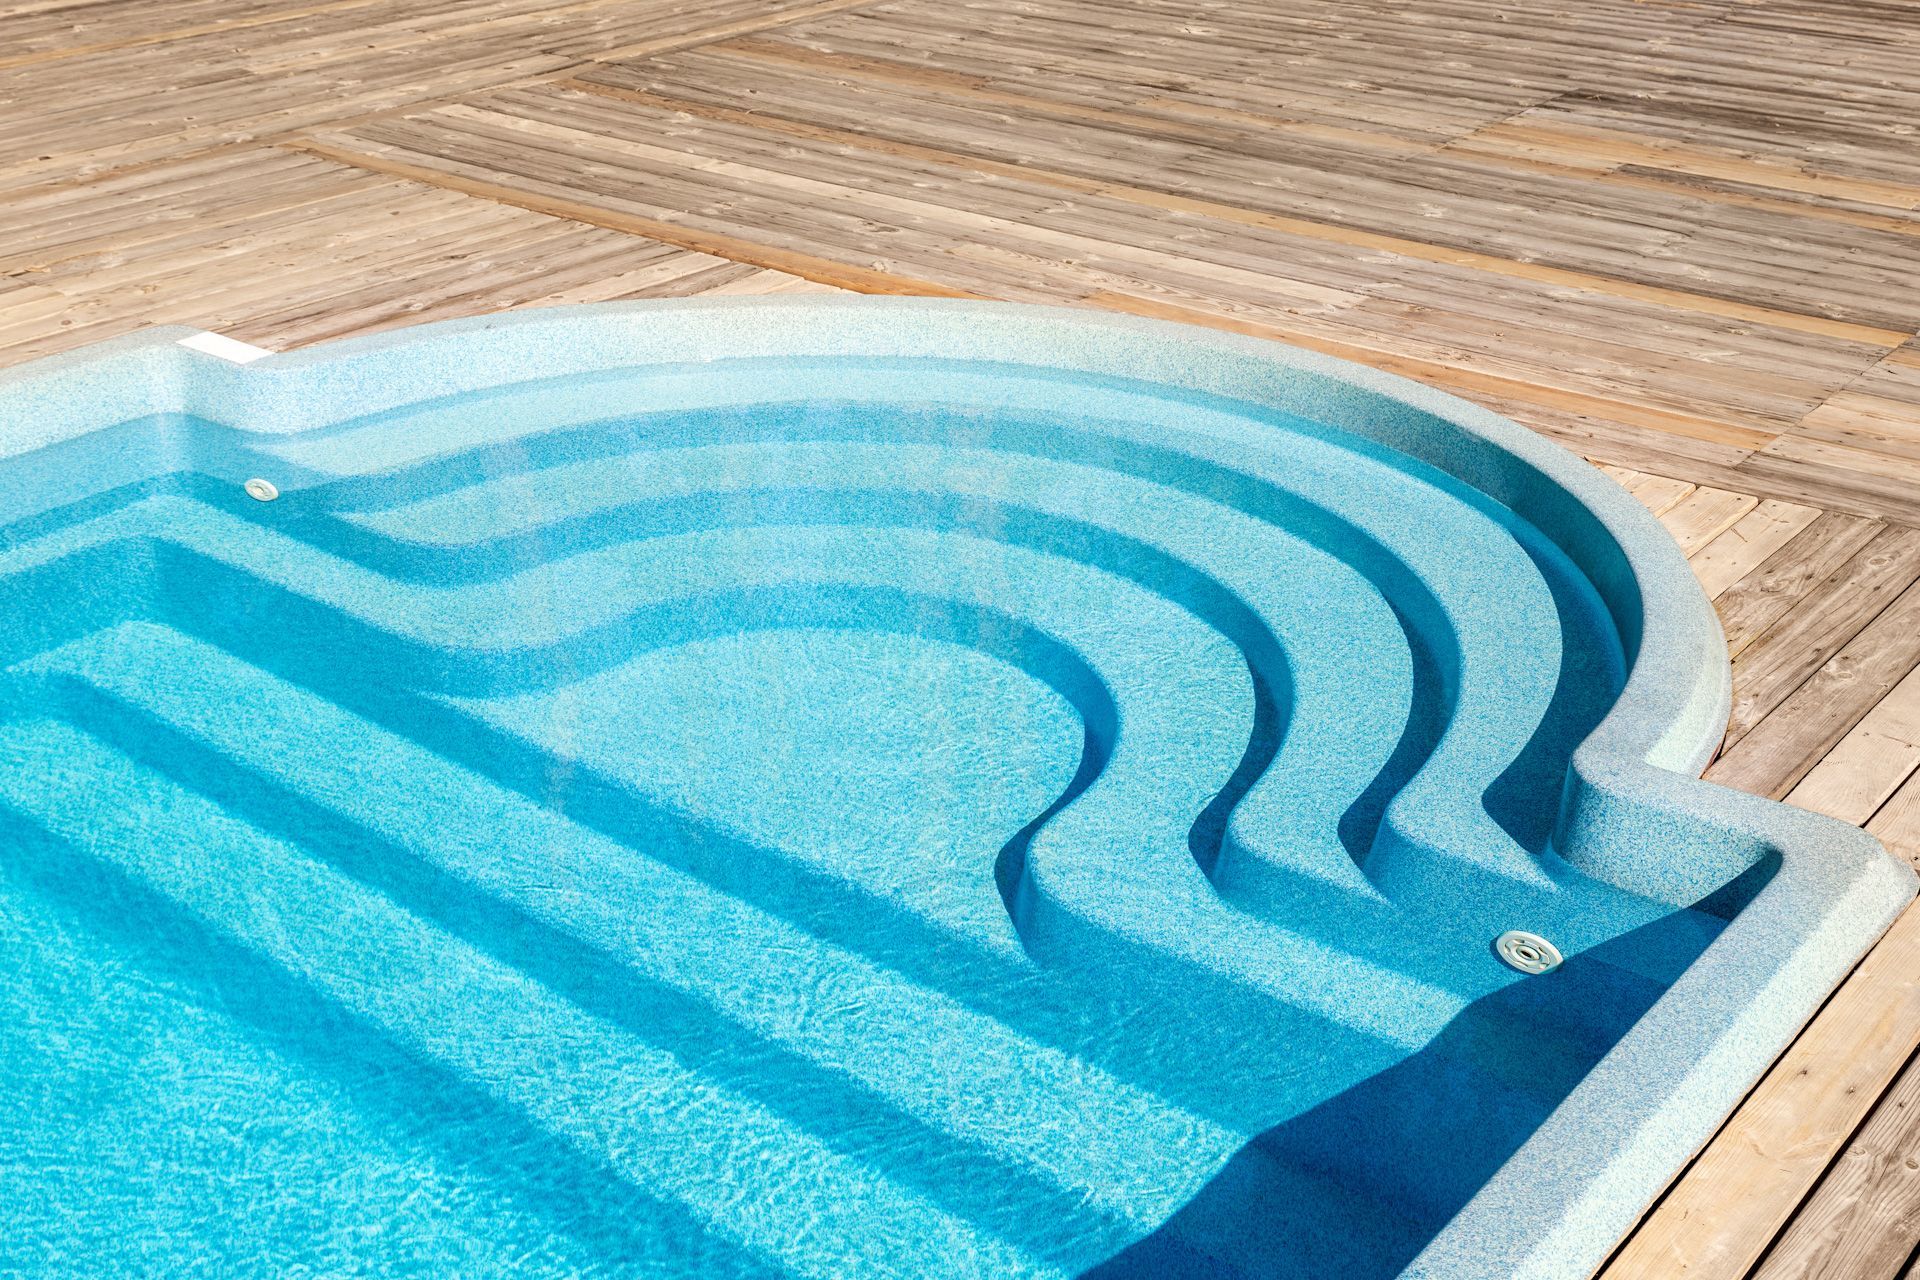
[542,75,1913,347]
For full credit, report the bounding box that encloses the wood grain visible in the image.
[1711,514,1889,661]
[1716,526,1920,749]
[1748,1042,1919,1279]
[1789,659,1920,827]
[1711,575,1920,799]
[1687,500,1824,602]
[1601,903,1920,1279]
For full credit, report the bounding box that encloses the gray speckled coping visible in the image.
[0,297,1911,1278]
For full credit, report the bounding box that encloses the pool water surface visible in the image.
[0,301,1910,1279]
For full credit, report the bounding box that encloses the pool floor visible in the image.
[0,358,1747,1277]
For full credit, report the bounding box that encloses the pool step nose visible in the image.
[5,618,1686,1277]
[0,715,1094,1279]
[20,624,1398,1255]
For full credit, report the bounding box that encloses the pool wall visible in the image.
[1,297,1913,1278]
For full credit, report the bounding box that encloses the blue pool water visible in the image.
[0,306,1909,1279]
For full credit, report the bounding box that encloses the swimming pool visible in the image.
[1,298,1911,1278]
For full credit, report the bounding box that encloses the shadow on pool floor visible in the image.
[1080,885,1766,1280]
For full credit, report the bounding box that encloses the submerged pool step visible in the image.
[20,623,1384,1244]
[47,494,1476,1047]
[0,831,775,1278]
[0,499,1661,1044]
[12,619,1667,1260]
[0,716,1099,1279]
[0,457,1626,1017]
[337,435,1417,906]
[294,378,1605,897]
[0,497,1691,1052]
[0,509,1451,1089]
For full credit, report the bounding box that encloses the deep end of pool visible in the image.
[0,298,1911,1280]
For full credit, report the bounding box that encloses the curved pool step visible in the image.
[0,357,1626,919]
[2,369,1622,920]
[0,487,1688,1038]
[26,604,1679,1112]
[24,613,1421,1102]
[0,487,1484,1044]
[262,361,1606,896]
[330,436,1416,905]
[0,715,1095,1279]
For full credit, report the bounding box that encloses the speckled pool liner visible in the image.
[1,297,1910,1279]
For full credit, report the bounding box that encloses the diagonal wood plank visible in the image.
[1711,515,1893,660]
[1687,500,1824,602]
[1661,487,1760,556]
[1600,903,1920,1280]
[1748,1044,1920,1280]
[1788,661,1920,827]
[0,148,838,363]
[1711,572,1920,798]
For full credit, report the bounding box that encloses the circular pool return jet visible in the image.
[1495,930,1563,974]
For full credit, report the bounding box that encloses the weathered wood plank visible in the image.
[265,18,1920,515]
[1600,902,1920,1279]
[558,67,1916,344]
[0,148,836,364]
[1773,616,1920,817]
[1612,468,1699,517]
[1662,486,1760,556]
[1716,527,1920,752]
[1869,770,1920,875]
[1749,1045,1920,1280]
[285,136,984,298]
[1687,499,1823,601]
[1789,660,1920,832]
[1710,513,1889,660]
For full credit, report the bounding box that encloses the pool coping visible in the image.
[1,296,1913,1278]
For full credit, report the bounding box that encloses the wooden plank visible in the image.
[1710,513,1888,660]
[0,148,840,364]
[588,0,895,62]
[1739,435,1920,529]
[0,0,396,73]
[1635,476,1700,518]
[0,0,905,189]
[284,137,984,298]
[1711,575,1920,800]
[1661,486,1760,556]
[269,52,1920,512]
[1714,527,1920,753]
[1448,119,1920,213]
[1085,292,1779,455]
[1597,466,1697,517]
[1869,770,1920,875]
[1787,656,1920,825]
[553,74,1914,346]
[1687,499,1824,601]
[1600,902,1920,1279]
[1750,1045,1920,1280]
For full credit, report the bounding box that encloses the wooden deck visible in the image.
[2,0,1917,1273]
